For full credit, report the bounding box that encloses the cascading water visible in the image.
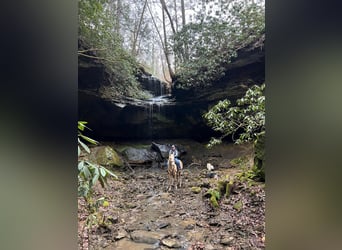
[145,94,175,138]
[138,74,173,138]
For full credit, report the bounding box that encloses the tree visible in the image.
[172,0,265,88]
[79,0,150,99]
[130,0,148,56]
[204,83,265,181]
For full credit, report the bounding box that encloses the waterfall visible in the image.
[136,72,175,138]
[144,94,175,139]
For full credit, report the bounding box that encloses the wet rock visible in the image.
[126,224,146,232]
[180,218,196,230]
[125,202,137,209]
[159,192,170,200]
[107,216,119,224]
[195,221,207,228]
[200,182,211,188]
[220,236,234,246]
[185,224,195,230]
[100,239,109,248]
[130,230,165,244]
[161,238,182,248]
[208,219,221,227]
[156,221,170,229]
[204,243,215,250]
[107,238,156,250]
[206,172,218,178]
[114,229,127,240]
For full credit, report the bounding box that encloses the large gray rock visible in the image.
[151,142,186,160]
[151,142,170,159]
[123,147,158,166]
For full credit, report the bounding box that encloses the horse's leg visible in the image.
[171,167,175,190]
[170,170,173,191]
[175,174,177,190]
[167,169,171,191]
[178,170,182,188]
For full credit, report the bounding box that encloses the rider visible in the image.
[169,144,181,170]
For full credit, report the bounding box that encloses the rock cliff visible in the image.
[78,36,264,141]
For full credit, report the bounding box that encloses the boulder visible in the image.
[151,142,187,159]
[91,146,124,167]
[123,147,158,166]
[151,142,170,159]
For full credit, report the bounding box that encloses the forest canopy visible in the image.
[79,0,265,94]
[173,1,264,88]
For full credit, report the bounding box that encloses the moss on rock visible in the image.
[233,200,243,212]
[191,187,202,194]
[94,146,124,168]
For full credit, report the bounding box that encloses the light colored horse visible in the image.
[167,153,183,191]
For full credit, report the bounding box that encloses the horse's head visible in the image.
[168,153,175,163]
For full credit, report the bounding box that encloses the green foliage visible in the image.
[78,121,117,227]
[84,196,110,226]
[235,167,258,185]
[173,1,265,88]
[204,83,265,147]
[210,195,219,208]
[79,0,147,99]
[204,84,265,182]
[230,156,250,168]
[205,189,221,209]
[232,153,264,184]
[78,121,117,198]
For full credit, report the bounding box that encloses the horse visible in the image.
[167,153,183,191]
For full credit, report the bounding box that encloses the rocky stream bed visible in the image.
[78,141,265,250]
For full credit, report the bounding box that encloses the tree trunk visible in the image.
[131,0,148,56]
[160,0,176,35]
[180,0,189,61]
[146,1,174,80]
[162,8,175,79]
[181,0,186,27]
[173,0,179,32]
[115,0,122,34]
